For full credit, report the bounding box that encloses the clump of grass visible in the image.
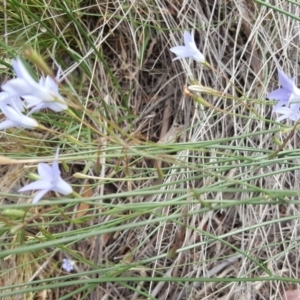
[1,0,300,299]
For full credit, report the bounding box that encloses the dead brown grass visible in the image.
[2,0,300,299]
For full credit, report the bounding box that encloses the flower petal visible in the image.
[39,76,45,86]
[32,86,57,102]
[38,163,54,179]
[4,57,66,112]
[12,58,38,88]
[0,120,16,130]
[12,97,25,112]
[44,101,68,112]
[0,104,22,122]
[52,177,73,195]
[0,92,8,101]
[62,258,75,272]
[43,75,58,92]
[23,95,42,108]
[170,46,193,59]
[0,104,37,129]
[2,78,34,96]
[32,190,49,204]
[183,30,193,45]
[267,88,290,102]
[50,147,61,176]
[170,31,205,63]
[18,115,38,128]
[18,179,52,192]
[191,51,205,63]
[0,92,24,112]
[273,100,288,111]
[25,95,67,112]
[274,107,300,122]
[290,102,300,112]
[277,69,294,90]
[289,90,300,105]
[27,103,45,115]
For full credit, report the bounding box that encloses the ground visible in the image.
[1,0,300,299]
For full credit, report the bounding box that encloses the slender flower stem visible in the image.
[268,120,299,159]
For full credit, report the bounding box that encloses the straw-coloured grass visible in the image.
[1,0,300,299]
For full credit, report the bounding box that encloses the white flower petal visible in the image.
[44,75,58,92]
[0,120,16,130]
[12,58,38,88]
[0,104,22,122]
[18,148,72,202]
[52,177,73,195]
[25,95,67,112]
[2,78,34,96]
[44,101,68,112]
[33,86,57,102]
[23,95,43,109]
[62,258,75,272]
[51,162,61,179]
[0,102,37,129]
[170,46,193,59]
[191,50,205,63]
[0,92,9,101]
[289,88,300,105]
[170,31,205,63]
[4,57,67,113]
[27,103,45,115]
[0,92,24,112]
[18,115,38,128]
[32,190,49,204]
[39,76,45,86]
[38,163,54,179]
[183,30,193,45]
[12,98,25,112]
[275,106,300,122]
[19,179,52,192]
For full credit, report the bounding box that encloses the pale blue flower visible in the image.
[0,101,38,130]
[274,104,300,122]
[267,69,300,122]
[18,148,73,204]
[62,258,75,272]
[0,91,24,112]
[170,30,205,63]
[26,68,68,113]
[2,58,68,113]
[267,69,300,110]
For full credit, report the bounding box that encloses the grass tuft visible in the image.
[1,0,300,299]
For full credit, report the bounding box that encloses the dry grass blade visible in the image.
[1,0,300,299]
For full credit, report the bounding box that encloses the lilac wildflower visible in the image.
[170,31,205,63]
[0,91,24,112]
[18,148,73,204]
[267,69,300,122]
[0,101,38,130]
[273,104,300,122]
[267,69,300,110]
[2,58,68,113]
[62,258,75,272]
